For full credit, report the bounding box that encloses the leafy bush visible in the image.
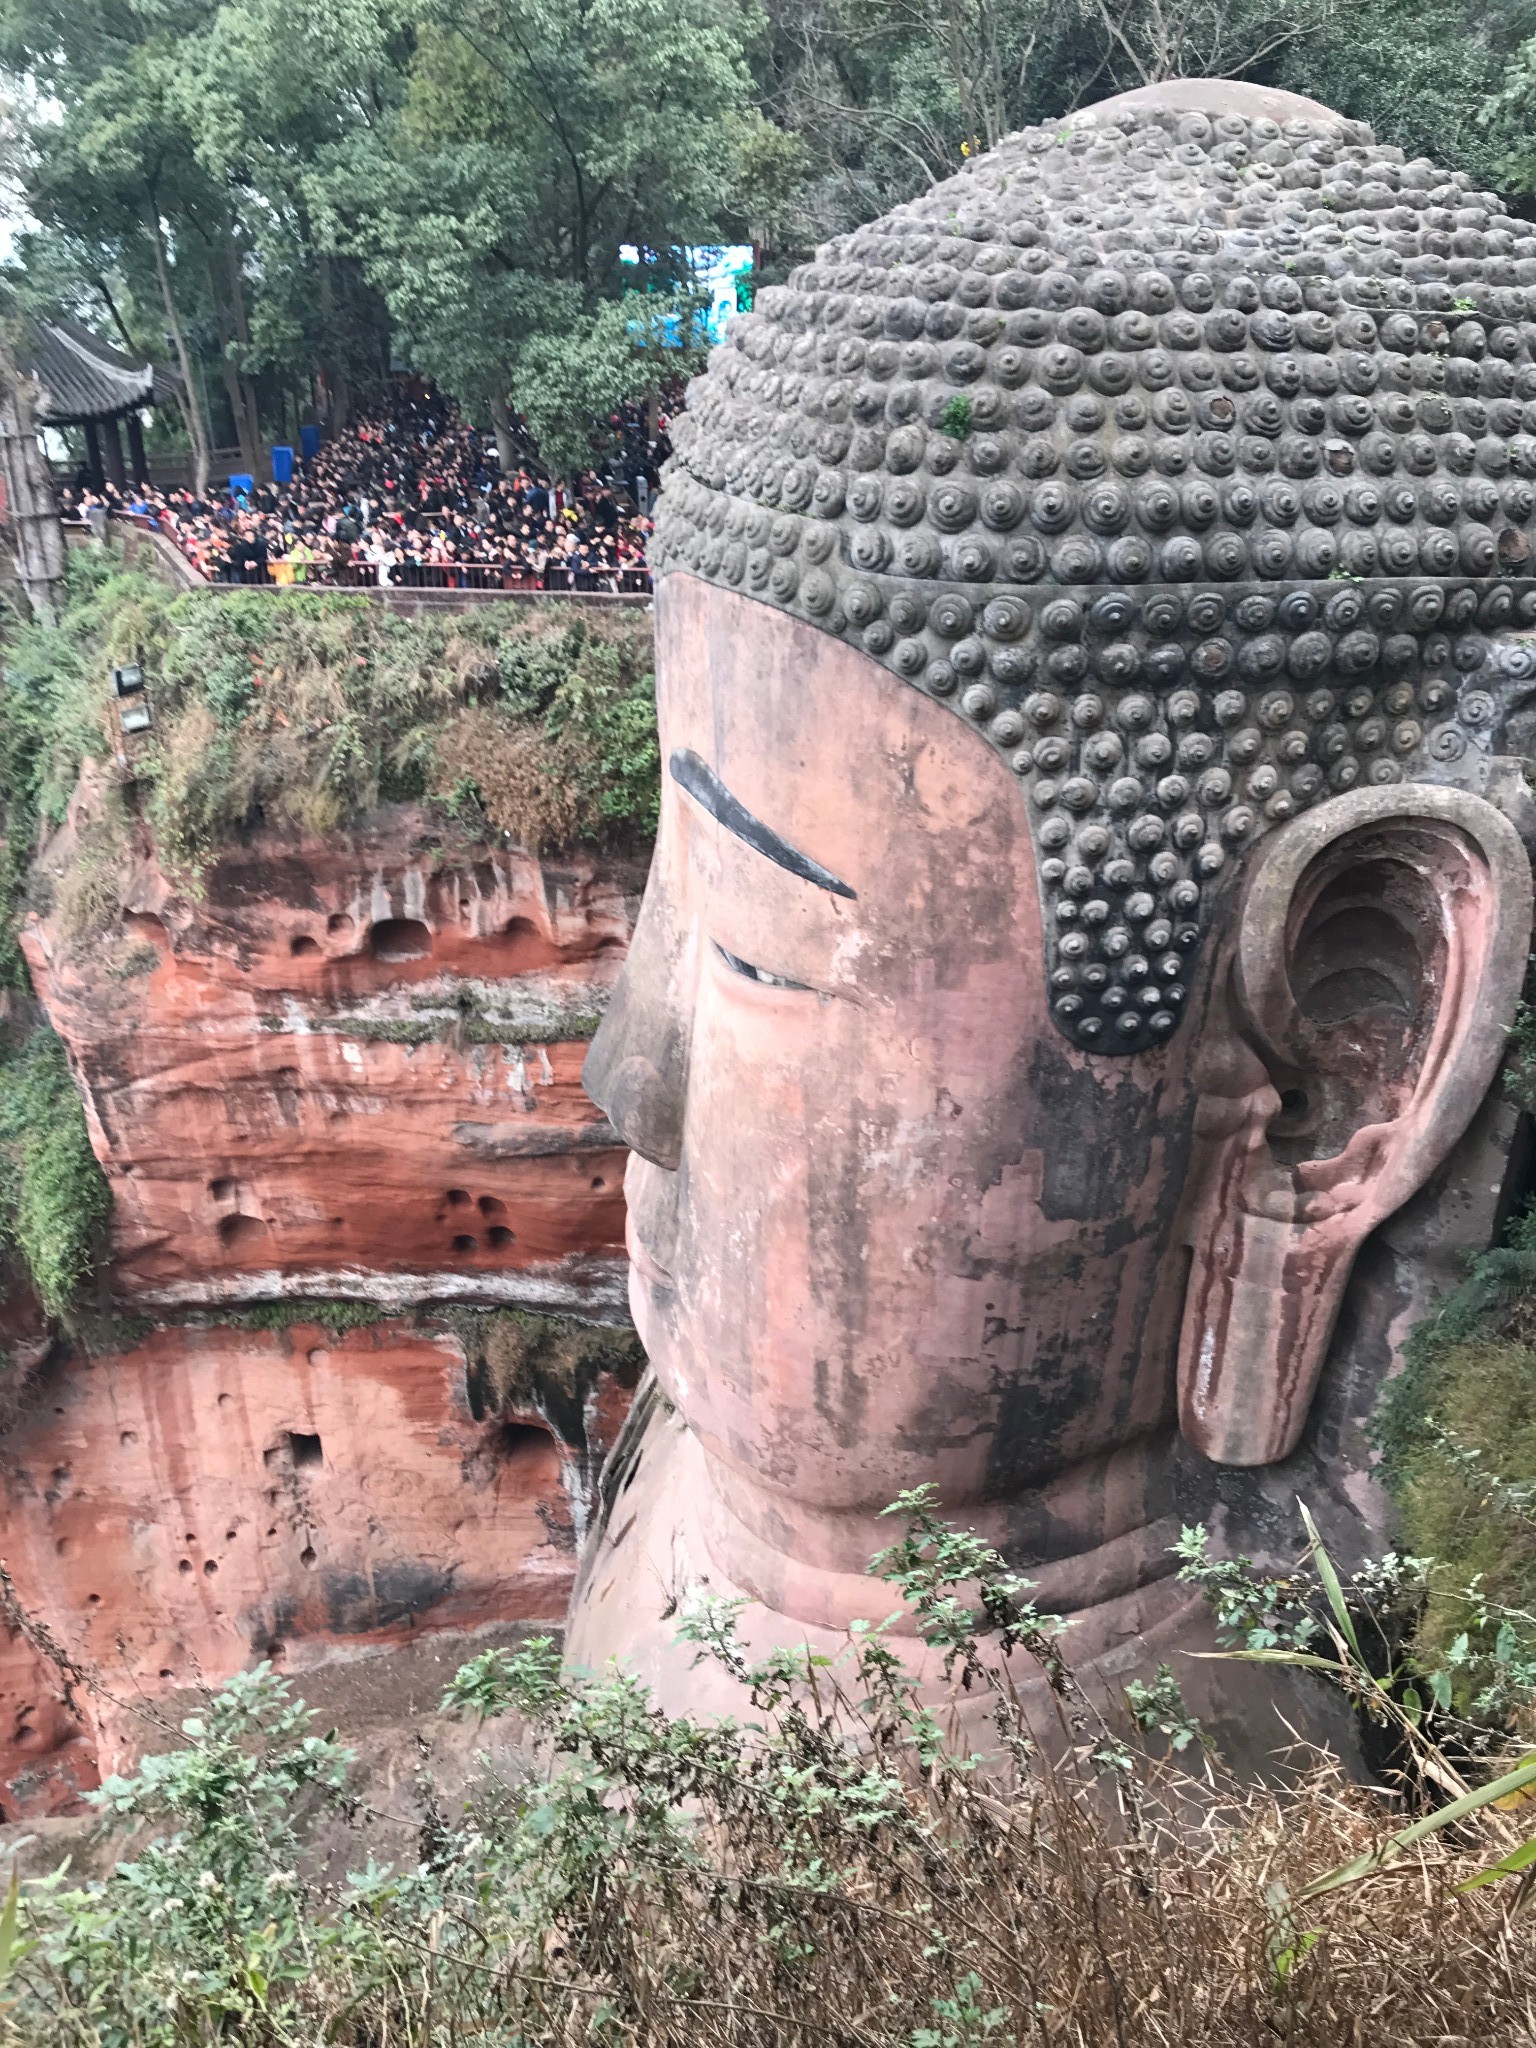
[0,1027,110,1320]
[13,1666,351,2042]
[1348,986,1536,1719]
[1380,1335,1536,1712]
[1371,1191,1536,1718]
[138,586,657,873]
[6,1493,1536,2045]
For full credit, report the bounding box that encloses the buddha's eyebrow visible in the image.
[669,748,856,900]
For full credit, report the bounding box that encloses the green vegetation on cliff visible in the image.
[1376,1198,1536,1719]
[1375,1007,1536,1716]
[0,548,658,961]
[0,1027,111,1321]
[0,550,658,1328]
[5,1497,1535,2045]
[0,557,137,983]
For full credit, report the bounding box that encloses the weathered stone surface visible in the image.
[656,80,1536,1054]
[571,81,1536,1729]
[0,790,646,1813]
[22,800,640,1316]
[0,1315,637,1816]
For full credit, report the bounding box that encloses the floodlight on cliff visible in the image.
[112,662,151,734]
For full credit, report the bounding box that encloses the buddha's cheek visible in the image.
[651,990,981,1457]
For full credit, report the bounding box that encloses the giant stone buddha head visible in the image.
[570,81,1536,1705]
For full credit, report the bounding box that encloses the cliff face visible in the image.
[0,798,643,1818]
[22,796,638,1316]
[0,1314,637,1815]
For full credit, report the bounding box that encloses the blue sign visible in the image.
[690,246,755,342]
[620,244,754,347]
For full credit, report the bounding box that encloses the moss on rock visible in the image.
[1379,1205,1536,1710]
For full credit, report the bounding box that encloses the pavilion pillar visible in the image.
[101,413,127,492]
[82,418,103,490]
[126,411,148,485]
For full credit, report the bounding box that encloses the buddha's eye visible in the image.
[713,941,810,992]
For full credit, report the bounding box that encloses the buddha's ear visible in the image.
[1176,783,1532,1468]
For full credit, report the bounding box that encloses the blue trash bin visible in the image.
[271,445,294,485]
[229,472,255,500]
[300,424,321,462]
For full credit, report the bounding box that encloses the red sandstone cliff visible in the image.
[0,1315,637,1814]
[22,793,639,1315]
[0,794,644,1818]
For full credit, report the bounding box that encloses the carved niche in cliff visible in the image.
[22,812,640,1318]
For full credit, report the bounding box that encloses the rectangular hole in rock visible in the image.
[265,1431,324,1472]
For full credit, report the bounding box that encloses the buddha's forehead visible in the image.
[653,82,1536,1054]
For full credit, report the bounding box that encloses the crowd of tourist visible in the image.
[63,382,663,593]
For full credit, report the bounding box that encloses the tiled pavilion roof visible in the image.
[22,318,179,425]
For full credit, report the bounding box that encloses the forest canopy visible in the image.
[4,0,1536,475]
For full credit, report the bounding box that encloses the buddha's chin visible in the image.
[623,1220,671,1348]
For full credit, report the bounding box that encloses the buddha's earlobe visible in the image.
[1176,783,1532,1468]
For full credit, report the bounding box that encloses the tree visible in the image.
[1079,0,1335,88]
[755,0,1533,250]
[164,0,407,433]
[0,334,64,622]
[754,0,1343,246]
[0,0,398,484]
[3,0,1525,493]
[5,5,241,489]
[309,0,778,472]
[1274,0,1525,185]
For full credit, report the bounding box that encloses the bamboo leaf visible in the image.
[1183,1649,1345,1672]
[0,1869,22,1985]
[1298,1757,1536,1904]
[1494,1752,1536,1811]
[1457,1835,1536,1892]
[1298,1501,1363,1663]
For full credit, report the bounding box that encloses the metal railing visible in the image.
[117,512,651,595]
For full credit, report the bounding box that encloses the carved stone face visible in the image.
[572,80,1536,1699]
[588,575,1196,1629]
[580,569,1529,1673]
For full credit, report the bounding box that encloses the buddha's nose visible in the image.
[582,871,691,1172]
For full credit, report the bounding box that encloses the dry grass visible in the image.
[11,1503,1536,2044]
[434,700,595,848]
[481,1747,1536,2047]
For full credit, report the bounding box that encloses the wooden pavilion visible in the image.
[21,318,180,490]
